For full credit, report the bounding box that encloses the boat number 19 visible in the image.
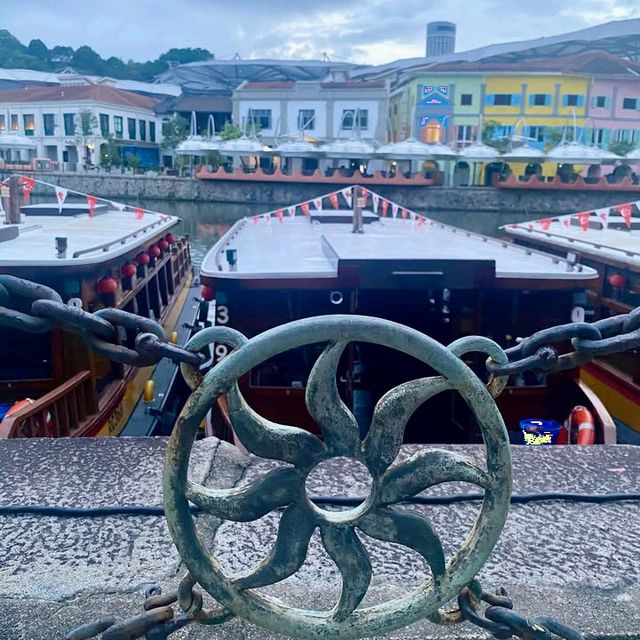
[215,304,230,362]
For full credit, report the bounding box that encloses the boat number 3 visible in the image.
[216,304,229,325]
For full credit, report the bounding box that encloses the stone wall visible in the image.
[4,171,638,215]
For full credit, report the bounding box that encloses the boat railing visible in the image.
[0,370,97,438]
[72,218,172,258]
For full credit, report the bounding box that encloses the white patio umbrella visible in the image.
[321,138,376,158]
[500,145,546,162]
[218,136,268,156]
[273,139,323,158]
[458,142,500,162]
[375,137,433,160]
[546,141,607,164]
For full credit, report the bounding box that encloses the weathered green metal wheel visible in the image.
[164,315,512,639]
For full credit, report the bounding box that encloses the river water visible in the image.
[137,199,527,271]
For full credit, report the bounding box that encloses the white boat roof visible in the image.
[201,210,597,281]
[504,216,640,268]
[0,208,179,268]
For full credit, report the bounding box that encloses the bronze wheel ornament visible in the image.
[163,315,512,639]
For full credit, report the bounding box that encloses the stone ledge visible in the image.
[1,438,639,639]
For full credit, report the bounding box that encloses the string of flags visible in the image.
[247,186,433,228]
[12,174,166,221]
[510,200,638,233]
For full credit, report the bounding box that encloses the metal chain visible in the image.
[0,275,204,368]
[486,307,640,377]
[457,581,584,640]
[66,574,233,640]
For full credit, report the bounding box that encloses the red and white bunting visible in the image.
[287,205,296,217]
[341,187,352,208]
[417,216,425,227]
[359,188,369,207]
[539,217,552,231]
[275,209,284,223]
[409,210,416,221]
[391,203,399,218]
[252,215,260,225]
[312,197,322,211]
[371,192,380,214]
[617,203,633,229]
[527,223,534,231]
[401,208,408,220]
[263,213,272,225]
[56,187,68,213]
[110,201,126,213]
[329,193,339,210]
[19,176,36,203]
[86,195,98,218]
[300,202,311,217]
[381,199,389,217]
[561,217,571,228]
[576,211,591,231]
[133,207,145,221]
[595,207,609,227]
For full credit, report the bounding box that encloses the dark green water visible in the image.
[137,199,530,270]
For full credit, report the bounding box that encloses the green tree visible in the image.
[124,152,141,172]
[219,122,244,140]
[161,115,189,150]
[75,110,99,167]
[27,38,50,63]
[481,120,511,153]
[542,126,575,150]
[70,45,106,74]
[50,45,74,64]
[158,47,213,65]
[100,134,122,169]
[608,140,635,157]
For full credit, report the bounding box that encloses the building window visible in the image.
[139,120,146,141]
[460,93,472,106]
[127,118,136,140]
[99,113,109,136]
[114,116,123,139]
[342,109,368,130]
[590,128,605,145]
[10,114,19,131]
[529,93,550,106]
[297,109,315,131]
[63,113,75,135]
[562,94,583,107]
[149,121,156,143]
[593,96,608,108]
[622,97,638,110]
[616,128,633,142]
[42,113,55,136]
[0,115,6,132]
[247,109,272,130]
[527,126,545,143]
[23,114,35,136]
[456,124,473,145]
[486,94,521,106]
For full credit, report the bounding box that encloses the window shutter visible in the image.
[529,95,535,106]
[512,94,521,106]
[577,95,584,107]
[486,94,495,106]
[562,95,568,106]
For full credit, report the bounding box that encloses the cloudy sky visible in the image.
[3,0,640,65]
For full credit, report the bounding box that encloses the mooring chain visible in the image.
[66,574,233,640]
[486,307,640,377]
[457,581,584,640]
[0,275,204,368]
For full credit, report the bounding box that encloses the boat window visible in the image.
[0,331,52,381]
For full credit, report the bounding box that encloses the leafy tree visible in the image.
[542,126,574,150]
[220,122,245,140]
[608,140,635,157]
[100,134,122,168]
[158,47,213,65]
[124,152,141,172]
[50,45,74,63]
[70,45,106,74]
[161,115,189,149]
[481,120,511,153]
[27,39,49,62]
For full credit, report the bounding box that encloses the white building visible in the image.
[232,79,389,144]
[0,76,164,170]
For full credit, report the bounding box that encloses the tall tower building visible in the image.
[426,22,456,57]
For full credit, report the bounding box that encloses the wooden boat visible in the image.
[504,207,640,444]
[0,187,192,438]
[198,187,616,445]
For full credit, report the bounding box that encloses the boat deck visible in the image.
[505,218,640,268]
[201,210,597,281]
[0,209,179,268]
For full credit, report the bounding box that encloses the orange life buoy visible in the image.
[569,405,596,445]
[5,398,34,417]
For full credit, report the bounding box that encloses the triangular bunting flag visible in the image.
[595,207,609,228]
[617,203,632,229]
[341,187,352,208]
[133,207,145,221]
[287,206,296,217]
[329,193,339,210]
[391,203,399,218]
[562,217,571,228]
[312,197,322,211]
[417,216,425,227]
[539,218,552,231]
[359,188,368,207]
[263,213,272,225]
[381,199,389,217]
[372,193,380,214]
[56,187,68,213]
[19,176,36,203]
[576,211,591,231]
[301,202,310,217]
[252,215,260,224]
[527,223,534,231]
[275,209,284,223]
[401,208,408,220]
[86,195,98,218]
